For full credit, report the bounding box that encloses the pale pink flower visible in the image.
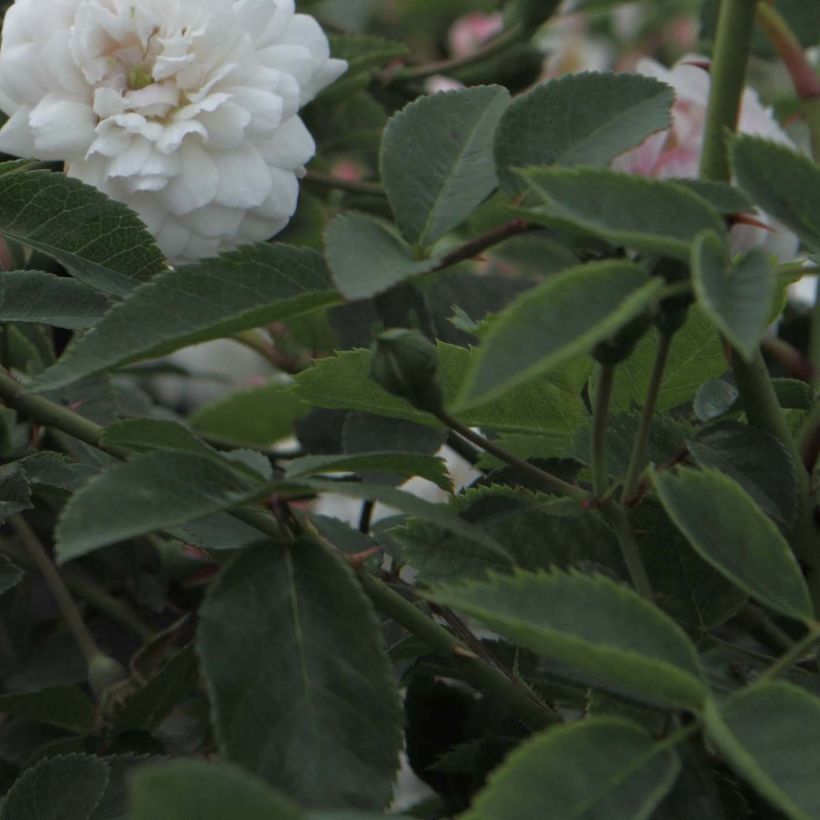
[613,55,799,259]
[448,12,504,59]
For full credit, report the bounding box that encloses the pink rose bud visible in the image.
[448,12,504,59]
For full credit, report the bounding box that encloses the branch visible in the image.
[0,370,559,729]
[434,218,534,273]
[380,24,525,85]
[437,408,592,503]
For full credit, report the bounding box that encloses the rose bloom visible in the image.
[614,54,799,260]
[0,0,346,263]
[448,11,504,60]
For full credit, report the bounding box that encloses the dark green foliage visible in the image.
[0,6,817,819]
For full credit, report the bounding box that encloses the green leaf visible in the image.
[342,412,446,455]
[324,213,439,300]
[688,421,798,527]
[112,646,198,734]
[329,33,408,75]
[90,754,158,820]
[652,744,730,820]
[612,306,727,413]
[0,754,109,820]
[571,412,691,480]
[100,419,273,483]
[705,682,820,820]
[458,261,662,406]
[430,570,707,709]
[694,379,739,422]
[169,511,265,552]
[519,168,726,260]
[100,419,213,456]
[190,383,307,446]
[494,72,674,194]
[381,85,510,247]
[18,452,100,501]
[55,451,266,562]
[692,232,774,362]
[0,553,23,597]
[633,501,746,635]
[653,467,812,621]
[0,171,165,296]
[464,717,680,819]
[0,686,96,733]
[287,452,452,491]
[29,244,339,393]
[393,487,621,584]
[101,420,280,483]
[300,479,507,556]
[0,271,112,329]
[130,760,302,820]
[671,180,753,215]
[0,462,32,523]
[292,342,587,435]
[731,135,820,252]
[198,539,402,809]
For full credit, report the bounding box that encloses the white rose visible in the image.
[0,0,346,263]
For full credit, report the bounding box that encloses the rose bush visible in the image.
[0,2,816,819]
[0,0,345,262]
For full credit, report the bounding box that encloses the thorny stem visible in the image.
[434,218,534,273]
[358,571,558,730]
[756,1,820,159]
[437,409,591,502]
[604,504,654,600]
[591,365,615,499]
[358,499,375,535]
[0,370,559,730]
[621,332,672,505]
[445,430,481,466]
[231,330,304,374]
[0,539,153,641]
[756,1,820,392]
[699,0,757,183]
[757,624,820,684]
[699,0,806,473]
[10,514,102,663]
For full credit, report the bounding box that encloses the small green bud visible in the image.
[650,257,693,336]
[88,652,127,702]
[655,297,691,336]
[592,309,655,365]
[370,328,443,414]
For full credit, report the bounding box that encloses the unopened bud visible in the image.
[88,652,127,702]
[593,309,655,365]
[370,328,444,414]
[651,257,693,336]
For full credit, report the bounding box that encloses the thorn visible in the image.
[729,212,775,232]
[681,59,711,72]
[181,544,212,563]
[346,546,383,572]
[453,644,479,659]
